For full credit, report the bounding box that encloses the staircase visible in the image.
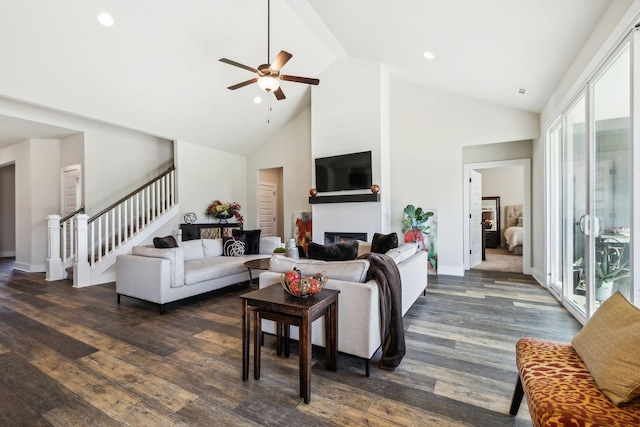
[46,167,179,287]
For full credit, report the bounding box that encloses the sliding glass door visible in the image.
[549,40,632,321]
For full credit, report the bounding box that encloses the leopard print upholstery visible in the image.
[516,338,640,426]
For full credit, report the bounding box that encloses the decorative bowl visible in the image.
[280,271,327,298]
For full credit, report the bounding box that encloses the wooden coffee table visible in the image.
[240,285,339,404]
[243,257,271,285]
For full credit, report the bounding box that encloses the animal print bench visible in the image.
[509,338,640,426]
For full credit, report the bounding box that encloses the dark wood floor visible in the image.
[0,258,582,426]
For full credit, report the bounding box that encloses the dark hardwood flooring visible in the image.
[0,258,582,426]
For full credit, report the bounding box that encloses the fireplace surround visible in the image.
[324,232,367,244]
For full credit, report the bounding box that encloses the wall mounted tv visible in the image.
[315,151,372,192]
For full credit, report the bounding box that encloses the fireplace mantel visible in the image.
[308,194,380,204]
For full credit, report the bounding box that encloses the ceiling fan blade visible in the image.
[273,87,286,100]
[228,78,258,90]
[219,58,259,74]
[270,51,293,72]
[281,75,320,85]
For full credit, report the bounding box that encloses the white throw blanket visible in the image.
[504,226,524,251]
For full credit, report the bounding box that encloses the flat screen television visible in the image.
[315,151,372,192]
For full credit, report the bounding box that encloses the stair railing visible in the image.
[46,166,176,282]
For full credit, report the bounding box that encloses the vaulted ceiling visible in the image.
[0,0,615,154]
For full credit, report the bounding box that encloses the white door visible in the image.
[470,170,483,267]
[258,182,276,236]
[62,166,82,216]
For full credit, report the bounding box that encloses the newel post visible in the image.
[73,214,91,287]
[45,215,64,281]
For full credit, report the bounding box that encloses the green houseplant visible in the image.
[595,242,629,301]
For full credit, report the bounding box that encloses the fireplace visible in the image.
[324,232,367,244]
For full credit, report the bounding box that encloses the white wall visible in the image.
[172,139,247,232]
[390,79,539,275]
[246,107,312,241]
[311,58,390,243]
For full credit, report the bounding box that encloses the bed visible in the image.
[504,204,523,255]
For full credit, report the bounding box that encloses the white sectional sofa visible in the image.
[116,236,281,313]
[258,243,429,375]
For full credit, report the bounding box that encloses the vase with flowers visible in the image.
[205,200,244,225]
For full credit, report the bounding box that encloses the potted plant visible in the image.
[401,205,434,247]
[595,242,629,301]
[205,200,244,225]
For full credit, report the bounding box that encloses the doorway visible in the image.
[463,159,531,274]
[257,167,283,239]
[0,163,16,258]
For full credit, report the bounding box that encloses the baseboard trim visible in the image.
[13,262,45,273]
[0,251,16,258]
[437,265,465,276]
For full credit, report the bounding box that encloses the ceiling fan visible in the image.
[219,0,319,100]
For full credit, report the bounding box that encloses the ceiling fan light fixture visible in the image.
[257,76,280,92]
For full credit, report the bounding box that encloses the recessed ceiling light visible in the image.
[516,88,528,96]
[98,12,114,27]
[423,51,435,60]
[253,96,262,104]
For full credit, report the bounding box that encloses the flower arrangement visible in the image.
[205,200,243,224]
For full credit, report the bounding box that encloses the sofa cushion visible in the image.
[307,241,359,261]
[571,291,640,405]
[371,232,398,254]
[183,256,249,285]
[386,243,419,265]
[153,235,178,248]
[202,239,223,257]
[132,246,184,288]
[232,229,261,254]
[179,239,205,261]
[269,254,369,283]
[223,236,245,257]
[259,236,281,255]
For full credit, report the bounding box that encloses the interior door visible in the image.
[470,170,483,267]
[258,182,276,236]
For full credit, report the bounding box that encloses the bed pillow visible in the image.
[516,217,523,227]
[571,292,640,405]
[232,229,261,254]
[371,232,398,254]
[307,241,359,261]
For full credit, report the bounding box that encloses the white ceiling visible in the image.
[0,0,614,155]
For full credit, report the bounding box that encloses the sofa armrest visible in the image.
[258,271,381,359]
[116,254,172,304]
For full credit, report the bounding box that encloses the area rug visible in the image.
[473,248,523,273]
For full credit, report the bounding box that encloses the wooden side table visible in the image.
[243,257,271,285]
[240,285,339,404]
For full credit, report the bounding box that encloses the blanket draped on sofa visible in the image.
[360,252,406,369]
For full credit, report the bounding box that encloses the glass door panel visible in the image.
[592,44,631,305]
[563,96,587,315]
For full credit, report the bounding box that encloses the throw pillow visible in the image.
[371,232,398,254]
[222,236,245,257]
[571,291,640,405]
[307,240,359,261]
[153,235,178,248]
[232,229,261,255]
[357,240,372,257]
